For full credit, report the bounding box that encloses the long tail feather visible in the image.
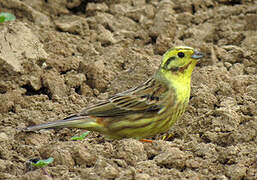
[24,115,94,131]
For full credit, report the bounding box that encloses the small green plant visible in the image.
[0,16,5,23]
[71,131,90,141]
[30,157,54,168]
[0,12,16,23]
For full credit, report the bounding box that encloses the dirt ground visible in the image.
[0,0,257,179]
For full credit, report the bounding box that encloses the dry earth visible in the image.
[0,0,257,179]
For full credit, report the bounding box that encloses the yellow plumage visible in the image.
[25,46,204,140]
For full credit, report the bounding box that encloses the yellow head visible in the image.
[157,46,204,86]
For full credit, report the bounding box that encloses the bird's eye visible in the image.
[177,52,185,58]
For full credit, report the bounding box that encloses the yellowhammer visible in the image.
[25,46,204,140]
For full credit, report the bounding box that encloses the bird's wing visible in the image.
[79,78,170,117]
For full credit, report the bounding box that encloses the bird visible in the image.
[25,46,204,140]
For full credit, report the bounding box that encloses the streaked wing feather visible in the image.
[79,78,169,117]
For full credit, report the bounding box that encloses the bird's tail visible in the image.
[24,115,101,132]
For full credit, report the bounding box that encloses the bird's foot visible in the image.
[140,139,153,143]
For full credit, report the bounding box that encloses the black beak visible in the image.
[191,50,204,59]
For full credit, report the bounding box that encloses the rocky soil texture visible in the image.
[0,0,256,179]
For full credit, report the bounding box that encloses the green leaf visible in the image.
[31,157,54,168]
[0,16,5,23]
[0,12,16,22]
[71,131,90,141]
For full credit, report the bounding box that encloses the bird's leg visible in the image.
[140,139,153,143]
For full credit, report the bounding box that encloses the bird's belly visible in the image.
[104,101,188,139]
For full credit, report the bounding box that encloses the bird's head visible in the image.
[158,46,204,83]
